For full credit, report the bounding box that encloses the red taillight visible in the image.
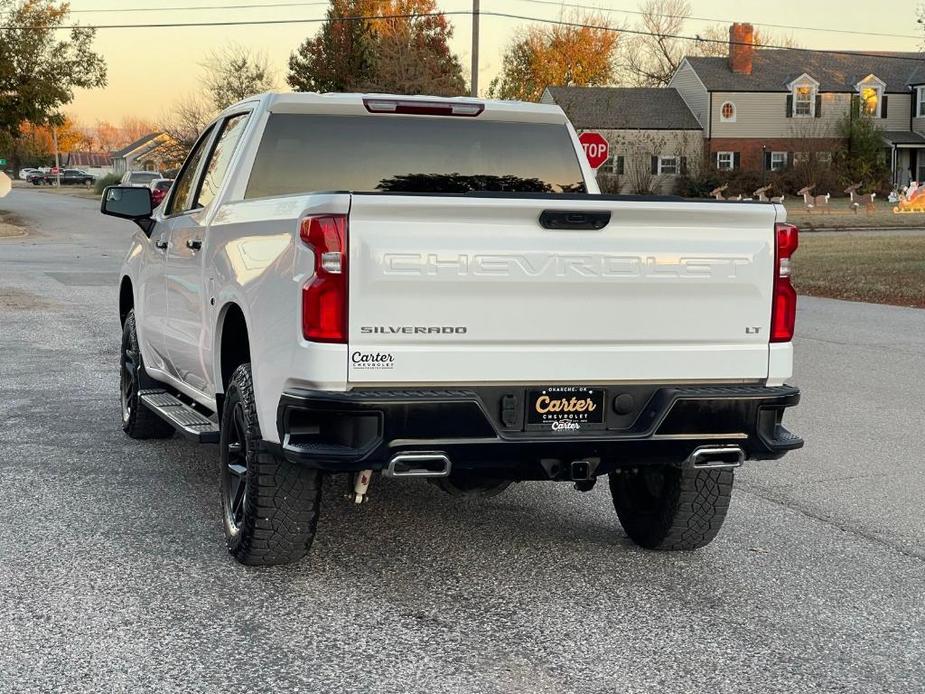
[771,222,799,342]
[300,215,347,343]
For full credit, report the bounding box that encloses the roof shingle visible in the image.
[685,50,925,93]
[544,86,702,130]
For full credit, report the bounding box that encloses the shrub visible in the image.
[674,172,721,198]
[596,173,623,195]
[834,112,890,188]
[94,173,121,195]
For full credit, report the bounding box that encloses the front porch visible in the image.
[883,131,925,188]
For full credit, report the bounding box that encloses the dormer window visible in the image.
[855,75,886,118]
[860,86,881,115]
[786,73,819,118]
[794,86,813,116]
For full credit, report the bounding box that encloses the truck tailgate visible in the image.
[346,194,779,385]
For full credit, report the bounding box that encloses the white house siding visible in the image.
[881,93,912,130]
[913,116,925,133]
[710,92,912,139]
[668,61,709,130]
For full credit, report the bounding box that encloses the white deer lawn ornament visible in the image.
[797,185,830,213]
[845,183,876,214]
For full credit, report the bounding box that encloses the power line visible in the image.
[60,1,330,12]
[3,9,925,64]
[507,0,923,41]
[21,0,921,42]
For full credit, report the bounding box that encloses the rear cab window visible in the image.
[245,114,586,199]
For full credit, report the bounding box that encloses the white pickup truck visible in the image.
[102,92,802,566]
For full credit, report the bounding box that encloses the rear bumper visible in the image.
[270,384,802,478]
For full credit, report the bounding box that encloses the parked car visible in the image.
[19,168,41,181]
[121,171,163,187]
[102,92,803,567]
[149,178,173,206]
[31,169,96,186]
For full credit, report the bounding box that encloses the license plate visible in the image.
[526,386,605,431]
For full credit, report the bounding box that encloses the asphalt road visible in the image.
[1,189,923,694]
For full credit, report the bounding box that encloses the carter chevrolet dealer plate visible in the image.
[526,386,604,430]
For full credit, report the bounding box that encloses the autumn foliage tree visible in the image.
[0,0,107,139]
[287,0,466,95]
[487,13,619,102]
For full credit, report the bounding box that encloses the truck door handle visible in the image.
[539,210,611,230]
[154,239,168,250]
[186,239,202,250]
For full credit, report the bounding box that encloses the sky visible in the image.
[62,0,921,125]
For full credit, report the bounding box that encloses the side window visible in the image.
[165,125,215,215]
[195,113,251,209]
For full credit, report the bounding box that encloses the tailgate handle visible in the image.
[539,210,611,230]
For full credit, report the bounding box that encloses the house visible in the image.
[670,23,925,187]
[111,132,174,177]
[541,86,703,193]
[63,151,114,178]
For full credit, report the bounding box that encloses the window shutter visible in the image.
[851,94,860,117]
[915,89,920,118]
[815,94,822,118]
[680,157,688,175]
[764,151,772,170]
[616,156,625,176]
[786,94,793,118]
[882,94,889,119]
[714,152,720,168]
[733,152,741,170]
[651,156,658,175]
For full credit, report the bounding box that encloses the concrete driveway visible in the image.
[1,189,923,693]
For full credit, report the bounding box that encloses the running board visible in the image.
[139,389,220,443]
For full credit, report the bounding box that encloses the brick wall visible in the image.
[708,138,844,170]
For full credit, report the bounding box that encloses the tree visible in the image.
[287,0,465,95]
[158,94,214,169]
[834,111,890,190]
[621,0,800,86]
[202,44,277,110]
[157,43,276,166]
[0,0,107,139]
[287,0,377,92]
[364,0,466,96]
[488,12,619,102]
[621,0,689,88]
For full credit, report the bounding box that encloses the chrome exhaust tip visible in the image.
[384,452,451,478]
[689,446,745,470]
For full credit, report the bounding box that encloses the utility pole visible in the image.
[470,0,479,97]
[52,126,60,187]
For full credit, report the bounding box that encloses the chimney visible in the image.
[729,22,754,75]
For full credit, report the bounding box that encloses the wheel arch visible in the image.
[119,276,134,326]
[214,301,252,411]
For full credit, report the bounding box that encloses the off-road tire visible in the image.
[609,464,733,550]
[120,310,175,439]
[220,363,323,566]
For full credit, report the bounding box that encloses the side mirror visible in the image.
[100,186,154,234]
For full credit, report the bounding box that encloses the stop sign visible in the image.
[578,132,609,170]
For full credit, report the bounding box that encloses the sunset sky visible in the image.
[63,0,921,125]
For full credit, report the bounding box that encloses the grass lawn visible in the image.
[784,198,925,229]
[795,233,925,308]
[0,211,26,238]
